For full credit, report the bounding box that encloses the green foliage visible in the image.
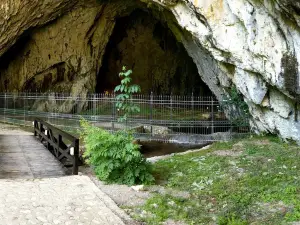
[80,119,154,185]
[114,66,141,122]
[218,215,248,225]
[133,136,300,224]
[221,87,250,127]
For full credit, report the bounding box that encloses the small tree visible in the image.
[114,66,141,122]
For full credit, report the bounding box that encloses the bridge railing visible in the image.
[33,117,80,175]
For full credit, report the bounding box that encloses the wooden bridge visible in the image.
[0,119,79,179]
[0,122,133,225]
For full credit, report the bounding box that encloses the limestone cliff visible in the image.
[0,0,140,96]
[1,0,300,141]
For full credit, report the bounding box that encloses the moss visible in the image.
[281,53,299,97]
[274,1,300,31]
[251,0,276,8]
[221,62,236,75]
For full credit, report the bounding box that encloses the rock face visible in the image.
[0,0,138,95]
[1,0,300,141]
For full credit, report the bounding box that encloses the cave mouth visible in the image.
[96,9,213,96]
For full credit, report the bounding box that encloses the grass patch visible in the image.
[133,136,300,224]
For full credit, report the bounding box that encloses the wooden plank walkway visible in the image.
[0,135,66,179]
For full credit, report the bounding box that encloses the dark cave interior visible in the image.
[96,9,213,96]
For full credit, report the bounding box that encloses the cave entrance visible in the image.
[96,9,213,96]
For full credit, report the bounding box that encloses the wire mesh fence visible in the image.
[0,92,250,143]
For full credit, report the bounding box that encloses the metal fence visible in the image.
[0,92,250,144]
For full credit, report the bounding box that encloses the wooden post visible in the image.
[34,120,37,136]
[72,139,79,175]
[47,128,51,150]
[57,135,62,158]
[39,123,43,140]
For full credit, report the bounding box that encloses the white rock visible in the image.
[131,185,144,192]
[269,89,294,119]
[234,68,268,105]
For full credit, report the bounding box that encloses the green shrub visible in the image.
[81,120,154,185]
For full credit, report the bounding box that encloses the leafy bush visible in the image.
[221,87,250,127]
[81,120,154,185]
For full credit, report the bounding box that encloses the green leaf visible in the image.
[121,77,132,85]
[124,70,133,77]
[114,85,121,92]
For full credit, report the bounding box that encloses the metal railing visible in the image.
[0,92,250,143]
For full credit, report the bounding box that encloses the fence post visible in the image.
[24,92,26,127]
[4,93,6,123]
[211,96,214,134]
[150,92,153,136]
[230,108,233,138]
[47,93,50,124]
[93,94,96,117]
[77,94,80,128]
[112,93,116,130]
[170,93,173,122]
[191,93,194,134]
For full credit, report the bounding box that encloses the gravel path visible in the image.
[0,176,133,225]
